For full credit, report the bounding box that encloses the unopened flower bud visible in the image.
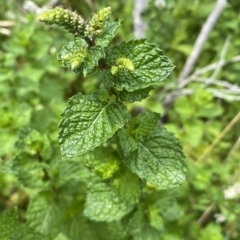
[85,7,111,36]
[38,6,85,36]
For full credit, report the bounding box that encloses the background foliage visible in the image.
[0,0,239,239]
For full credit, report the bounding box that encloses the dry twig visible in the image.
[178,0,228,85]
[197,111,240,162]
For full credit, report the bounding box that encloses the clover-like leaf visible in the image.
[101,39,174,91]
[123,127,186,189]
[59,93,129,157]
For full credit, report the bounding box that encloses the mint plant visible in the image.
[44,7,185,181]
[0,6,187,239]
[38,5,186,220]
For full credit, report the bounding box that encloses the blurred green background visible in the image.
[0,0,239,239]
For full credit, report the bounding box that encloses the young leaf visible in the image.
[95,19,122,47]
[101,39,174,91]
[80,147,120,179]
[12,153,46,189]
[84,179,130,222]
[15,127,52,160]
[123,127,186,189]
[130,111,160,138]
[59,93,129,157]
[117,128,138,156]
[50,158,91,188]
[84,166,140,222]
[129,207,160,240]
[58,38,104,76]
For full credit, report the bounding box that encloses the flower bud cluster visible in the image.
[85,7,111,36]
[111,57,134,75]
[38,6,85,36]
[59,47,87,71]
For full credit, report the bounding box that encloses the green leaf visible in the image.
[26,195,61,236]
[12,153,46,189]
[84,179,130,222]
[117,128,138,156]
[0,208,45,240]
[59,93,129,157]
[95,19,122,47]
[0,102,32,129]
[0,208,19,239]
[117,112,159,156]
[101,39,174,91]
[119,87,152,102]
[50,158,91,187]
[90,221,127,240]
[130,111,160,138]
[83,46,105,77]
[84,167,140,222]
[146,190,181,222]
[80,147,120,179]
[123,127,186,189]
[13,227,46,240]
[112,167,141,205]
[15,127,52,160]
[148,206,164,232]
[58,38,104,76]
[129,207,160,240]
[60,214,98,240]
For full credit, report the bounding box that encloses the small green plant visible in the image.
[0,6,187,239]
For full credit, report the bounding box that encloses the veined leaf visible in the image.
[130,111,160,138]
[84,167,140,222]
[83,46,105,77]
[0,208,19,239]
[81,148,141,221]
[123,127,186,189]
[60,213,98,240]
[112,167,141,205]
[12,153,46,189]
[58,38,104,76]
[101,39,174,91]
[59,93,129,157]
[117,128,138,156]
[80,147,120,179]
[15,127,52,159]
[0,208,46,240]
[26,196,61,236]
[117,112,159,156]
[50,158,91,187]
[119,87,152,102]
[129,206,160,240]
[95,19,122,47]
